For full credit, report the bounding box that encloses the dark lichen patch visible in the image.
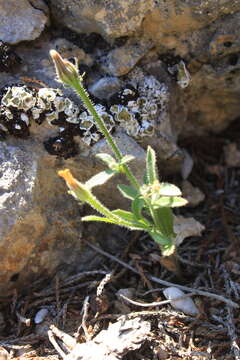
[0,73,167,157]
[0,41,21,73]
[108,84,139,106]
[44,135,78,159]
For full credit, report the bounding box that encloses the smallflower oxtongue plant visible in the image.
[50,50,188,257]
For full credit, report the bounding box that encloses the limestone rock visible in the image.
[0,137,84,293]
[100,39,153,76]
[0,0,48,44]
[50,0,240,45]
[49,0,240,133]
[183,60,240,134]
[89,77,122,100]
[0,125,147,292]
[144,9,240,134]
[143,1,240,53]
[50,0,154,40]
[52,38,93,67]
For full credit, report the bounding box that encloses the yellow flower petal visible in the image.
[58,169,78,189]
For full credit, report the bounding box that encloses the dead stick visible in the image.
[120,292,195,308]
[85,241,239,309]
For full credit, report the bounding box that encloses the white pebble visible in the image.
[34,308,49,324]
[163,287,199,316]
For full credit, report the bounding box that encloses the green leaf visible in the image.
[143,171,149,185]
[154,207,175,238]
[131,197,145,220]
[117,184,139,200]
[112,209,151,230]
[82,215,120,224]
[149,230,176,255]
[120,155,135,165]
[149,230,172,246]
[85,169,115,189]
[96,153,116,166]
[158,183,182,197]
[96,153,120,171]
[112,209,136,222]
[146,146,158,184]
[152,196,188,208]
[81,215,138,229]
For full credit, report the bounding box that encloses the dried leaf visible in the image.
[173,215,205,246]
[224,142,240,167]
[182,180,205,207]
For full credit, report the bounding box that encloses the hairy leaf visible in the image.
[131,197,145,220]
[117,184,139,200]
[112,209,136,222]
[152,196,188,208]
[154,207,175,238]
[158,183,182,197]
[120,154,135,165]
[146,146,158,184]
[86,169,115,189]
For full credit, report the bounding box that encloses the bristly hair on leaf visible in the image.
[146,146,158,184]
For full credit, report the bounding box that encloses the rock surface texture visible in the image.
[0,137,83,293]
[50,0,154,40]
[50,0,240,132]
[0,124,146,292]
[0,0,48,44]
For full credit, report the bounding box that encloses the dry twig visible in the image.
[119,292,195,308]
[85,241,239,309]
[223,266,240,360]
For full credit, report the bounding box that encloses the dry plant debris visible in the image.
[0,122,240,360]
[48,317,150,360]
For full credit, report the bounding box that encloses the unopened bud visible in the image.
[50,50,79,86]
[58,169,78,189]
[58,169,89,203]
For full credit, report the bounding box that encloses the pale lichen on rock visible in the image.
[0,71,170,158]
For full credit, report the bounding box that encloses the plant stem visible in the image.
[72,79,140,190]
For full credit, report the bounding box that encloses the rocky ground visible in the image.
[0,121,239,359]
[0,1,240,359]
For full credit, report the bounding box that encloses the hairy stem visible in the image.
[72,79,140,190]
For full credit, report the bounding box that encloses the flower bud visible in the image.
[50,50,79,86]
[58,169,89,203]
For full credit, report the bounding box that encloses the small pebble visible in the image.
[34,308,49,324]
[163,287,199,316]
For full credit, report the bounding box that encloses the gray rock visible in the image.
[1,0,240,291]
[0,122,147,293]
[50,0,240,43]
[143,1,240,52]
[52,38,93,66]
[14,36,92,101]
[0,136,84,293]
[0,0,48,44]
[186,23,240,133]
[89,77,122,100]
[100,39,153,76]
[50,0,154,40]
[49,0,240,133]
